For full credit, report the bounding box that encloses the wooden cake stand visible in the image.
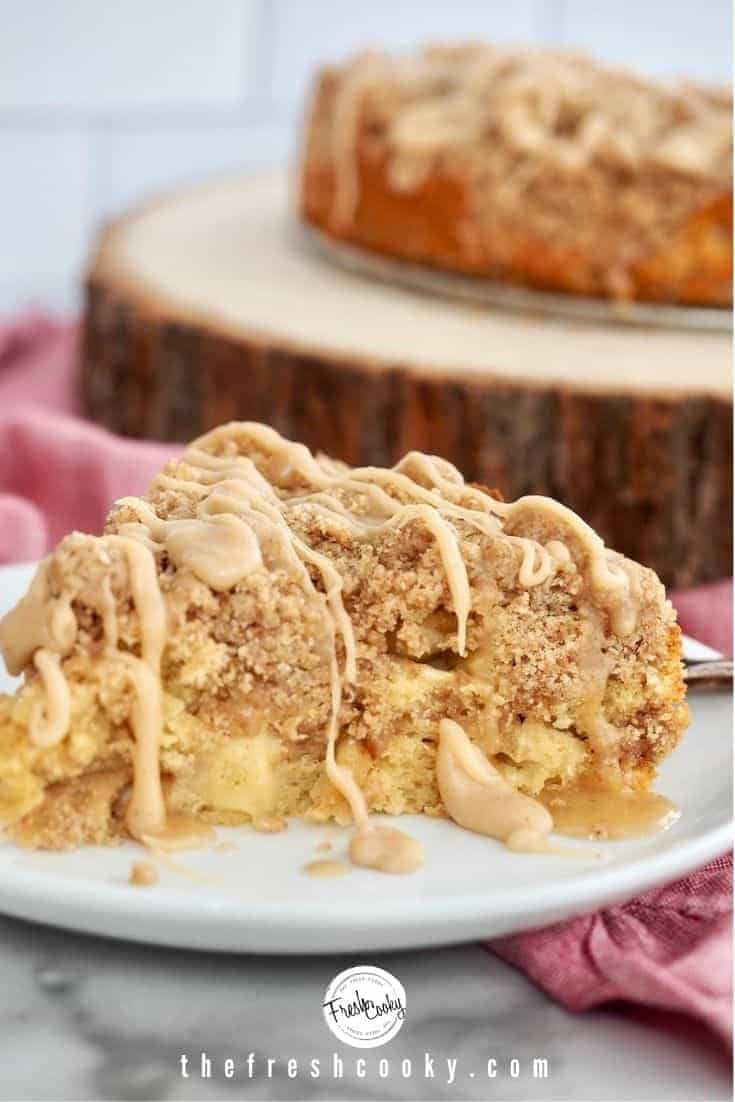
[82,172,732,587]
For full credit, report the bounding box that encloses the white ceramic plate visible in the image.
[0,561,730,954]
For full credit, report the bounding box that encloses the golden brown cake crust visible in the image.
[301,47,733,305]
[0,424,689,849]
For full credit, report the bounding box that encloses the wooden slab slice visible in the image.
[82,172,732,587]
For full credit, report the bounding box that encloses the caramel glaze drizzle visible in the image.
[437,718,554,850]
[0,422,639,868]
[324,49,731,236]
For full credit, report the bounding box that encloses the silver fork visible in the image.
[684,658,733,689]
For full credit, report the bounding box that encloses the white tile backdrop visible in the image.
[0,0,731,312]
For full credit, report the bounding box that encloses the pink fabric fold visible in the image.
[492,855,733,1046]
[0,405,177,554]
[0,316,732,1045]
[671,579,733,660]
[0,314,80,416]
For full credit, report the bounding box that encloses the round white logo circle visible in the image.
[322,965,406,1048]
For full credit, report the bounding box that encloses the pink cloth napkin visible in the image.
[492,856,733,1047]
[1,316,732,1044]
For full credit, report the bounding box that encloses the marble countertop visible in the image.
[0,914,729,1102]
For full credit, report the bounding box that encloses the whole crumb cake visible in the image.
[0,423,688,859]
[301,42,732,304]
